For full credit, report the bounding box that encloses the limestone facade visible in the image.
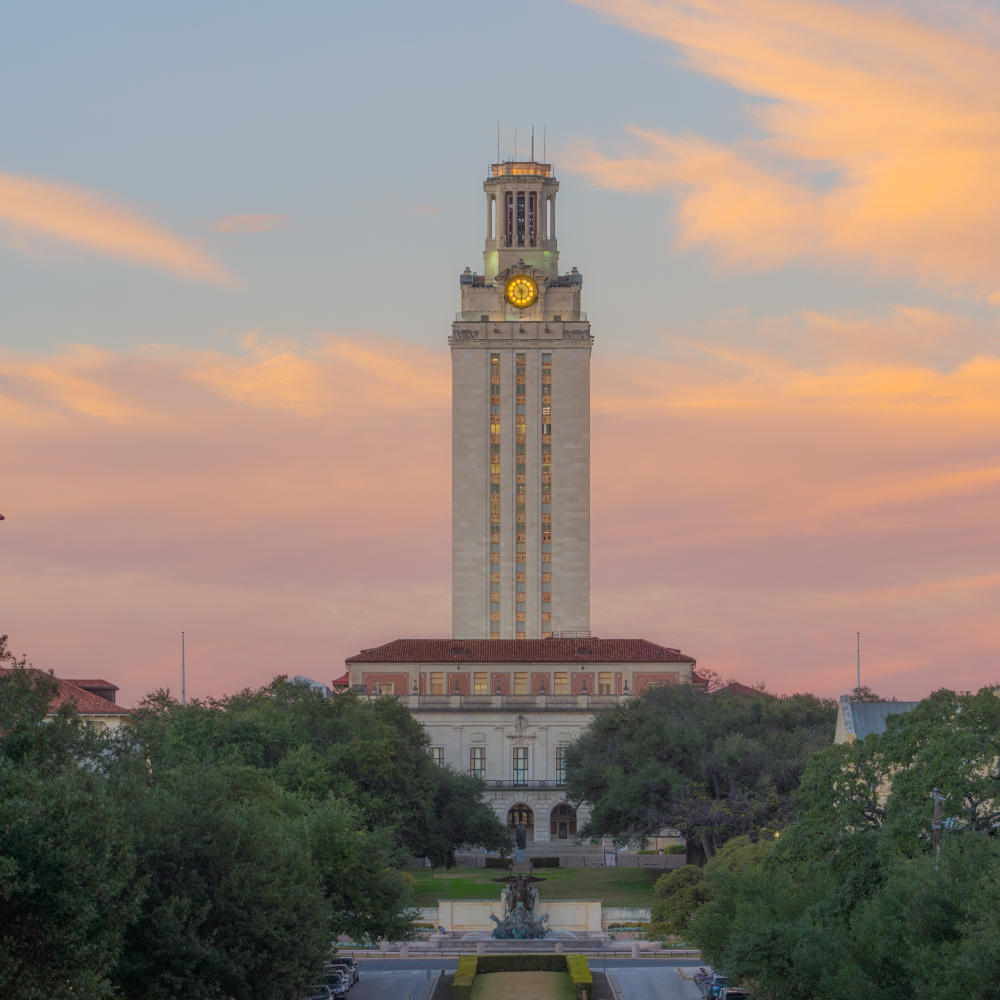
[451,159,591,640]
[346,637,700,843]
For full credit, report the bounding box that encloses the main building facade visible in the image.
[346,158,700,843]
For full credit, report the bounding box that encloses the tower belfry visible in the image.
[451,159,592,640]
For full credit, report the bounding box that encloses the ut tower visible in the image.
[451,158,592,640]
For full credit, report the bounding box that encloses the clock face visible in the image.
[505,274,538,309]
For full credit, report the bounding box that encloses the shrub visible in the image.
[529,856,560,868]
[566,954,593,1000]
[484,857,510,869]
[476,956,567,973]
[453,956,478,1000]
[666,845,686,854]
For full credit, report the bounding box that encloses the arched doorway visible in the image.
[507,803,534,843]
[550,803,577,840]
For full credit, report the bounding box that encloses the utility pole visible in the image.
[856,631,861,696]
[181,631,186,706]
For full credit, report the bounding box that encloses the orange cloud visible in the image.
[0,174,230,283]
[566,0,1000,297]
[4,316,1000,705]
[210,214,288,234]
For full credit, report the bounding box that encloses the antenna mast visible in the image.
[856,631,861,695]
[531,125,535,161]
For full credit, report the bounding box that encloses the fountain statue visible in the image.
[490,868,550,939]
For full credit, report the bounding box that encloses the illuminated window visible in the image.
[490,631,501,639]
[430,673,444,695]
[430,747,444,767]
[377,682,395,696]
[512,747,528,784]
[513,672,529,694]
[553,672,568,694]
[598,672,613,695]
[474,672,488,694]
[470,746,485,779]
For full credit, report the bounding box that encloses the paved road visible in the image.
[612,966,704,1000]
[345,960,704,1000]
[347,966,439,1000]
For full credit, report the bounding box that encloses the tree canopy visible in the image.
[685,687,1000,1000]
[0,637,508,999]
[564,683,835,861]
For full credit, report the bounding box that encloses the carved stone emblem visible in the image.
[452,329,479,341]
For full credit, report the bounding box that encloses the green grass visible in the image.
[471,972,575,1000]
[409,865,658,907]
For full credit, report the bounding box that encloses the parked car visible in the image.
[304,987,332,1000]
[323,970,349,997]
[718,990,750,1000]
[325,964,353,989]
[328,958,359,984]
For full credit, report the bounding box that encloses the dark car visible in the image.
[328,958,359,984]
[325,964,351,987]
[305,987,332,1000]
[323,971,349,998]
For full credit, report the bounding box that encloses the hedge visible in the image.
[566,954,593,1000]
[529,856,560,868]
[484,857,511,869]
[452,956,478,1000]
[476,956,567,973]
[455,954,594,1000]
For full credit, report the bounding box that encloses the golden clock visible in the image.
[504,274,538,309]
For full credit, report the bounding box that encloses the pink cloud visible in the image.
[565,0,1000,298]
[0,174,231,284]
[2,317,999,705]
[210,214,289,234]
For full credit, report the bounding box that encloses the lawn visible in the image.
[409,865,658,907]
[471,972,575,1000]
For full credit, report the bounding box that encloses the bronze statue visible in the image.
[514,821,527,851]
[490,868,549,939]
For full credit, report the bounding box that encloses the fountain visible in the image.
[489,869,551,939]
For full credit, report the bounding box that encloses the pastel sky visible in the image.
[3,1,999,707]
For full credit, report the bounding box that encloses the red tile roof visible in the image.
[330,671,350,687]
[714,681,764,697]
[347,638,696,665]
[60,678,119,691]
[1,668,131,716]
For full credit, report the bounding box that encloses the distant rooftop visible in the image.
[347,637,697,666]
[490,161,552,178]
[836,695,920,742]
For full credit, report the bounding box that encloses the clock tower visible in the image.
[451,159,592,640]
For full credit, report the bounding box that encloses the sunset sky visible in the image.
[3,0,999,706]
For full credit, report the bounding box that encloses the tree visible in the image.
[132,679,508,866]
[0,643,141,1000]
[685,688,1000,1000]
[565,683,835,862]
[113,763,332,1000]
